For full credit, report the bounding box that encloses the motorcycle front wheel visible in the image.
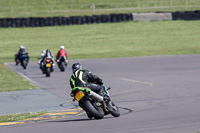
[108,101,120,117]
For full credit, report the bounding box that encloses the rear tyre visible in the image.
[60,62,65,72]
[46,67,50,77]
[22,60,27,69]
[83,100,104,119]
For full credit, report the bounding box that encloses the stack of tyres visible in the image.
[172,10,200,20]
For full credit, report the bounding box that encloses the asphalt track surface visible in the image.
[1,55,200,133]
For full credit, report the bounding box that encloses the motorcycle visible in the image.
[56,56,68,72]
[15,54,29,69]
[41,57,54,77]
[71,85,120,119]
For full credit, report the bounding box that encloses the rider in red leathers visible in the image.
[56,46,68,64]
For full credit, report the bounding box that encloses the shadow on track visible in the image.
[48,107,133,123]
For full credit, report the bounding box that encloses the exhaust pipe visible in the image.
[88,90,103,102]
[88,90,109,113]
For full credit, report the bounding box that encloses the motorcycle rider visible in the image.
[42,49,55,69]
[70,63,105,97]
[56,46,68,64]
[38,49,46,69]
[15,46,29,65]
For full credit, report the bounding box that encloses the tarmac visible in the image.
[0,89,75,115]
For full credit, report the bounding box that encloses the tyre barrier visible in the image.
[0,11,199,28]
[0,13,133,28]
[172,10,200,20]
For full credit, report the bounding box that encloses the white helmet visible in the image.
[60,46,65,49]
[20,45,25,49]
[42,49,46,54]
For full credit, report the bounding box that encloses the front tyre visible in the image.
[108,101,120,117]
[83,100,104,119]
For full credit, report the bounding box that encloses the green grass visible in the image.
[0,111,47,123]
[0,64,39,92]
[0,0,199,18]
[1,21,200,63]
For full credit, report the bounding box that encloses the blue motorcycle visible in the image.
[19,54,29,69]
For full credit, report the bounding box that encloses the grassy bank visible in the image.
[1,20,200,63]
[0,64,38,92]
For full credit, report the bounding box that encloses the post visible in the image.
[170,0,173,8]
[138,1,140,9]
[30,6,33,15]
[91,3,95,14]
[185,0,188,9]
[10,6,13,15]
[160,0,163,9]
[51,6,54,14]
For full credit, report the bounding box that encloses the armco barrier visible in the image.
[0,11,199,28]
[0,13,133,28]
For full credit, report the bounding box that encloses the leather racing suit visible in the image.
[70,69,104,96]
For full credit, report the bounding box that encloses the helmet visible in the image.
[46,49,50,53]
[72,63,82,72]
[60,46,65,49]
[20,45,25,49]
[42,49,46,54]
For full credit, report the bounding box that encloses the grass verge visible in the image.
[0,111,47,123]
[0,64,39,92]
[1,20,200,62]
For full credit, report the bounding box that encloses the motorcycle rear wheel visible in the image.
[22,60,27,69]
[59,62,65,72]
[83,100,104,119]
[46,67,51,77]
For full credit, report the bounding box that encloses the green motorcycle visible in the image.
[71,85,120,119]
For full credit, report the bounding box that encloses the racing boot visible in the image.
[99,86,110,101]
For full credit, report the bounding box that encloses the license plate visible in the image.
[46,63,51,67]
[75,91,84,101]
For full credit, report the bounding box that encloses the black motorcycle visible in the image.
[41,57,54,77]
[56,56,68,72]
[71,85,120,119]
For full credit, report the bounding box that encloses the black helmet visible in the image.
[72,63,82,72]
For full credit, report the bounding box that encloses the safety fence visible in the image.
[0,0,200,17]
[0,11,200,28]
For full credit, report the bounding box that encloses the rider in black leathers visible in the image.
[42,49,55,67]
[15,46,29,65]
[70,63,105,96]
